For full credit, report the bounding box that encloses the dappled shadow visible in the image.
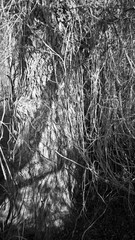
[0,83,84,240]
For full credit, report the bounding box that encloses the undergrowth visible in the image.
[0,0,135,239]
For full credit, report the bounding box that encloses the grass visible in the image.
[0,0,135,239]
